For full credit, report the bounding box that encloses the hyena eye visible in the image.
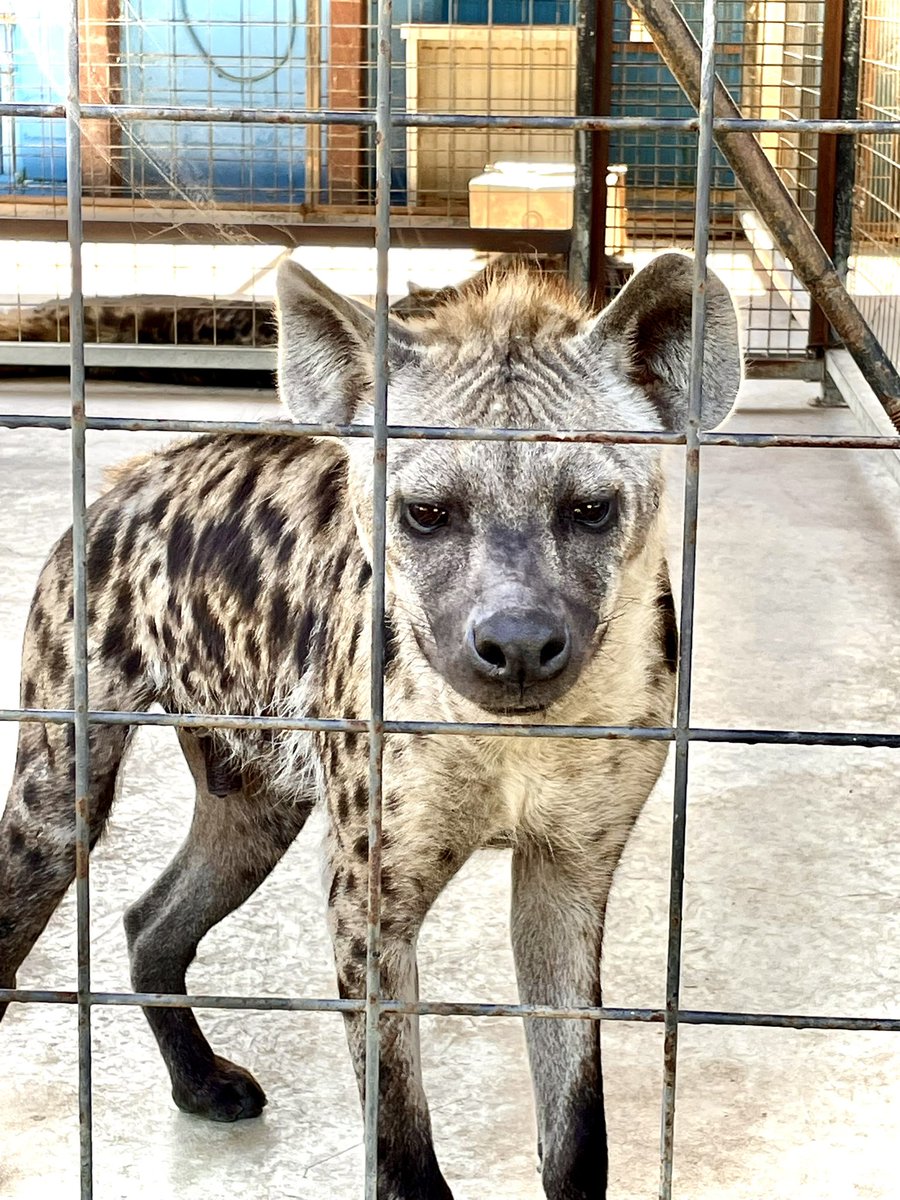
[570,496,617,531]
[404,501,450,535]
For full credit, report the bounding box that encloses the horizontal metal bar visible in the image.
[1,100,899,134]
[0,218,571,254]
[3,412,900,451]
[0,343,275,370]
[2,988,899,1033]
[0,707,898,748]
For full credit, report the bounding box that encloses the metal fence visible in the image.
[0,0,855,370]
[1,2,900,1199]
[851,0,900,371]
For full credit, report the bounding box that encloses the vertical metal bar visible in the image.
[588,0,615,303]
[658,1,715,1197]
[571,0,598,290]
[65,3,93,1198]
[364,0,392,1196]
[809,0,846,350]
[834,0,863,282]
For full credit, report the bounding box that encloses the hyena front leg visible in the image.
[327,791,471,1200]
[511,837,630,1200]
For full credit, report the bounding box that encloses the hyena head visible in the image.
[276,254,741,715]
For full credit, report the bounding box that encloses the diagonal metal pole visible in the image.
[628,0,900,430]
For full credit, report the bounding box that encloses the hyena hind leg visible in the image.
[0,717,134,1017]
[123,729,312,1122]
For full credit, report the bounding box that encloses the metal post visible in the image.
[659,0,715,1196]
[65,3,93,1198]
[834,0,864,282]
[571,0,598,290]
[363,0,393,1195]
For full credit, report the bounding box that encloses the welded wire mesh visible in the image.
[1,2,900,1200]
[0,0,837,365]
[851,1,900,372]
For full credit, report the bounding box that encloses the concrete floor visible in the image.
[1,379,899,1199]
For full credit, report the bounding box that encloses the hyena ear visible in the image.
[591,252,742,430]
[275,258,422,424]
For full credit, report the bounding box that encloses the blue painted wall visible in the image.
[4,0,747,209]
[121,0,319,204]
[1,15,67,194]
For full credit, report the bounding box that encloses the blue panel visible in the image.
[121,0,322,204]
[2,15,67,194]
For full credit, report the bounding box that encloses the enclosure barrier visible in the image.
[1,2,899,1200]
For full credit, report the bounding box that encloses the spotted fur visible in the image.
[0,253,741,1199]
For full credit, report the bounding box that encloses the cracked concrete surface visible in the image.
[1,378,899,1199]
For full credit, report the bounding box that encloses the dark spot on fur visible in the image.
[148,492,171,528]
[8,825,25,855]
[335,789,350,825]
[353,833,369,860]
[353,780,368,811]
[315,460,343,529]
[22,678,36,708]
[294,609,315,677]
[22,781,41,813]
[327,873,340,908]
[86,516,118,592]
[348,620,362,663]
[383,614,398,674]
[349,937,367,963]
[656,584,678,673]
[198,462,235,501]
[345,869,357,892]
[192,594,226,663]
[122,650,143,682]
[276,531,296,568]
[256,499,288,548]
[100,618,130,663]
[438,846,455,865]
[331,545,350,586]
[193,517,261,611]
[357,561,372,590]
[25,846,45,873]
[49,642,67,683]
[162,623,176,655]
[231,463,260,511]
[119,517,141,562]
[269,587,290,645]
[167,514,194,580]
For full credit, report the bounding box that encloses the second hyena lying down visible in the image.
[0,254,740,1199]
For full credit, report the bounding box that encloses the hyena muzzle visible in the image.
[0,253,741,1200]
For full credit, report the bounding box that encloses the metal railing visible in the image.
[1,3,900,1200]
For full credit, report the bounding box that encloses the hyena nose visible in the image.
[468,610,571,688]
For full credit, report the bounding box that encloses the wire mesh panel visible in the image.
[1,2,900,1199]
[0,0,841,367]
[850,0,900,371]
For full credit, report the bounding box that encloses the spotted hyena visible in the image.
[0,253,740,1199]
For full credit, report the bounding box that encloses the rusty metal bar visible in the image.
[658,3,716,1194]
[627,0,900,430]
[3,99,900,134]
[362,1,393,1194]
[6,706,898,750]
[3,987,900,1035]
[5,411,900,450]
[64,2,94,1196]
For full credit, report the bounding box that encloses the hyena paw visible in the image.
[171,1055,267,1122]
